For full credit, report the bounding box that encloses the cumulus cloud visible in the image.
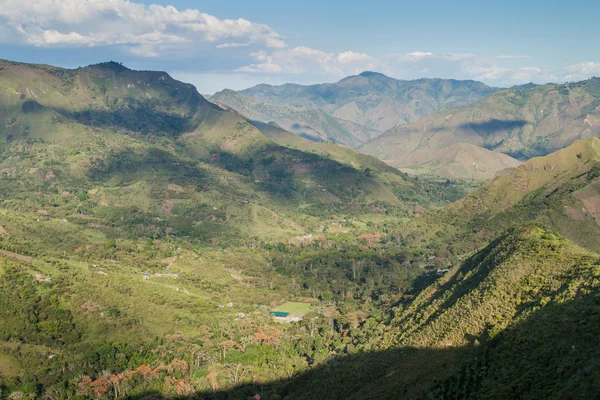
[496,55,530,59]
[405,51,433,59]
[336,51,373,64]
[236,46,600,87]
[239,47,339,75]
[0,0,285,56]
[216,42,252,49]
[2,0,599,88]
[563,62,600,81]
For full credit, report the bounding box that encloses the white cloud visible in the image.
[216,42,252,49]
[563,62,600,81]
[238,47,339,75]
[2,0,599,89]
[233,44,600,88]
[462,59,509,80]
[336,51,373,64]
[406,51,433,59]
[0,0,285,56]
[496,55,530,59]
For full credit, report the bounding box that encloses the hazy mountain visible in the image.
[393,142,521,180]
[361,78,600,179]
[212,72,497,148]
[210,89,378,147]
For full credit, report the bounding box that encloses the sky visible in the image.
[0,0,599,94]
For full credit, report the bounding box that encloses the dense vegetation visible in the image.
[1,59,600,400]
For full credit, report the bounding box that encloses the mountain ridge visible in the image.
[211,72,497,148]
[361,77,600,179]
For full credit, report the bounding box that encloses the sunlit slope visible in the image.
[0,59,465,248]
[407,138,600,253]
[361,78,600,179]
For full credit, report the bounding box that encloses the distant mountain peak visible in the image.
[358,71,388,78]
[85,61,130,72]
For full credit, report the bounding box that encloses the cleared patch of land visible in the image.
[274,302,312,316]
[0,249,32,262]
[0,354,21,377]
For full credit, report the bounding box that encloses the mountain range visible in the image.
[0,59,465,245]
[211,72,497,148]
[2,59,600,400]
[361,78,600,179]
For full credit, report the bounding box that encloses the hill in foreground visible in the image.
[160,226,600,399]
[405,138,600,256]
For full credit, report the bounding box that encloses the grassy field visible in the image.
[274,302,313,316]
[0,354,20,378]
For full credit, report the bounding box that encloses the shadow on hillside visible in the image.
[86,147,208,183]
[21,99,202,137]
[458,119,529,135]
[127,286,600,400]
[399,232,506,310]
[127,345,476,400]
[59,107,198,137]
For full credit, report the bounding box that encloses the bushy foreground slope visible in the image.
[146,226,600,400]
[406,138,600,255]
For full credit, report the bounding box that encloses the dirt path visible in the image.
[0,249,32,262]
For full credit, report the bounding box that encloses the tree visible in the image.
[224,363,250,385]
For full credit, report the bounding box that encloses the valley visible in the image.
[1,58,600,400]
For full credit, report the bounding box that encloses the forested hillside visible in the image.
[0,60,469,399]
[2,59,600,400]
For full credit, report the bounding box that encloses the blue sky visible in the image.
[1,0,599,93]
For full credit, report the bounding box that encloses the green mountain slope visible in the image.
[214,73,496,148]
[0,59,467,248]
[162,226,600,400]
[361,78,600,179]
[406,138,600,255]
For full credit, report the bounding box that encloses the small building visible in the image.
[143,273,151,280]
[226,302,233,307]
[269,311,290,317]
